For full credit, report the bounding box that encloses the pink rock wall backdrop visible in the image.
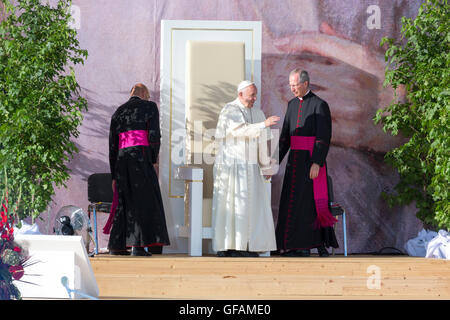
[40,0,424,254]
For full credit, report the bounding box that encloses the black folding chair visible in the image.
[327,175,348,256]
[87,173,113,255]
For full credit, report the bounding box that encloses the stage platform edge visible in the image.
[89,254,450,300]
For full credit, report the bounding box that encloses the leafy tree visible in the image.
[375,0,449,230]
[0,0,87,221]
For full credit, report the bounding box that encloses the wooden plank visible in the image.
[90,255,450,299]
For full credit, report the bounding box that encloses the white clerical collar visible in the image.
[299,90,310,101]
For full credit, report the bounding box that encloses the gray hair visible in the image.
[289,69,310,85]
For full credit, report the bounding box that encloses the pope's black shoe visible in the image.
[217,251,229,257]
[131,247,152,256]
[317,245,329,257]
[239,251,259,257]
[228,250,241,257]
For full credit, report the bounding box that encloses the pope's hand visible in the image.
[265,116,280,127]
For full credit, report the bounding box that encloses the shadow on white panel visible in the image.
[13,234,99,299]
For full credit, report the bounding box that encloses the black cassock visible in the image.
[276,91,338,251]
[108,96,170,250]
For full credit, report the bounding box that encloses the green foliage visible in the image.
[0,0,88,219]
[375,0,449,230]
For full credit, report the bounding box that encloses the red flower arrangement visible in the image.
[0,193,31,300]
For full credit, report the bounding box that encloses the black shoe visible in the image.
[239,251,259,257]
[281,249,309,257]
[317,246,329,257]
[217,251,229,257]
[109,249,130,256]
[148,245,163,254]
[227,250,241,257]
[296,249,311,257]
[281,250,296,257]
[131,247,152,256]
[271,250,280,256]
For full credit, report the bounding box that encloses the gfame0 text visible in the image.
[223,304,271,315]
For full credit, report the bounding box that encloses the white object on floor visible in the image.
[425,230,450,260]
[404,229,438,257]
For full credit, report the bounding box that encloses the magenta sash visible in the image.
[103,184,118,234]
[118,130,149,149]
[103,130,149,235]
[290,136,337,229]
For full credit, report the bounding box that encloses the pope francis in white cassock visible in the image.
[212,81,280,257]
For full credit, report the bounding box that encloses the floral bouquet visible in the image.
[0,193,32,300]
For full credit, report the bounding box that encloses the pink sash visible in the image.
[103,130,149,235]
[103,184,118,234]
[118,130,149,149]
[290,136,337,229]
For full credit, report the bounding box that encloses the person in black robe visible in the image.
[276,69,338,257]
[107,83,170,256]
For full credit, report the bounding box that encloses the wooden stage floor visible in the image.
[89,254,450,300]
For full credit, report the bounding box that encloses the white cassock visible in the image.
[212,98,277,252]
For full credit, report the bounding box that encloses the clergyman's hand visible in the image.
[309,163,320,180]
[112,179,116,193]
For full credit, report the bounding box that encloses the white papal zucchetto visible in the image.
[237,80,255,93]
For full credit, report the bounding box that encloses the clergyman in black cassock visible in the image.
[107,84,170,256]
[276,70,338,257]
